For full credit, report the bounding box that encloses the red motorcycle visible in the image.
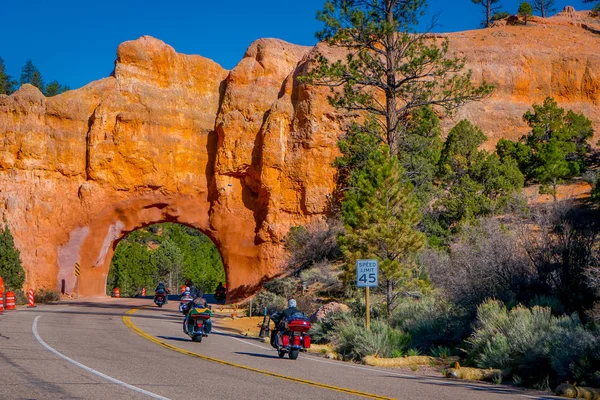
[270,313,311,360]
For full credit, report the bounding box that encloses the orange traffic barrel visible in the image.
[0,291,4,314]
[142,288,146,296]
[5,291,16,310]
[0,276,4,293]
[27,288,36,308]
[113,288,120,298]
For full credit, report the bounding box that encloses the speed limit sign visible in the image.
[356,259,378,288]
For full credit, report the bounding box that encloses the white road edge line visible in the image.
[32,315,170,400]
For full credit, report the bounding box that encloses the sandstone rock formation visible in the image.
[0,15,599,298]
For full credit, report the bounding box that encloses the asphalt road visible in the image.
[0,298,561,400]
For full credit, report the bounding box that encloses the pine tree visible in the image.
[31,70,45,93]
[532,0,555,17]
[518,2,533,24]
[20,60,37,85]
[472,0,503,27]
[0,226,26,291]
[302,0,493,156]
[534,138,571,201]
[0,57,16,95]
[45,80,70,97]
[45,81,61,97]
[339,139,425,322]
[20,60,45,93]
[150,238,183,291]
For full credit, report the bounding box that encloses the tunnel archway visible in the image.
[106,222,225,298]
[1,36,336,299]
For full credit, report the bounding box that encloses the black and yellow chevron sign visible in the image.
[75,262,81,277]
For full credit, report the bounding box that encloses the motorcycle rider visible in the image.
[183,293,212,335]
[185,279,203,299]
[215,282,226,302]
[154,281,168,304]
[270,299,301,346]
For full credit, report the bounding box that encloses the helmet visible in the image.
[158,281,164,285]
[288,299,296,308]
[185,286,190,291]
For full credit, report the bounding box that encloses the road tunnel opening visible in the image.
[105,222,226,300]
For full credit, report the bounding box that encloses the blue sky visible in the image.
[1,0,593,89]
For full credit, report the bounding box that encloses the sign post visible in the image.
[356,259,378,330]
[75,262,81,297]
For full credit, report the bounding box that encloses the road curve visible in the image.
[0,299,560,400]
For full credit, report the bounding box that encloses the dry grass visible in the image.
[555,383,600,399]
[363,355,458,368]
[446,367,502,382]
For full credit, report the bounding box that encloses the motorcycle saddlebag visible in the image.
[189,307,212,320]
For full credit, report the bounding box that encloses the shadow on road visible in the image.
[234,352,279,359]
[157,335,191,343]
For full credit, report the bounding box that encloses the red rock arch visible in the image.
[0,36,337,299]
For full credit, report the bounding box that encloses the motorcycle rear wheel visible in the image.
[157,303,163,308]
[289,349,299,360]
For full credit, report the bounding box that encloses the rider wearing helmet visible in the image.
[282,299,300,319]
[270,299,302,347]
[154,281,168,304]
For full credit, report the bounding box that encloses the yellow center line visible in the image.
[122,308,395,400]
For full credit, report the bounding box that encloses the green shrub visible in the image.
[252,291,286,315]
[332,317,410,360]
[391,349,404,358]
[299,261,341,294]
[430,345,452,358]
[311,310,351,344]
[0,226,26,291]
[407,348,421,356]
[392,295,467,351]
[467,300,599,387]
[34,288,60,304]
[263,277,297,298]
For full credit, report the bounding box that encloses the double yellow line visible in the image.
[123,308,394,399]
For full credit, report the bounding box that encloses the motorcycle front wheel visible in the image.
[278,349,285,358]
[289,349,299,360]
[192,334,202,343]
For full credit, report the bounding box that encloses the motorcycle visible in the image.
[184,305,212,342]
[154,290,167,307]
[214,287,226,304]
[270,313,311,360]
[179,293,194,314]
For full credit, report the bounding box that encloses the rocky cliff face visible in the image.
[0,11,598,297]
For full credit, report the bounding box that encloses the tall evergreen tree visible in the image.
[496,97,593,201]
[435,120,524,230]
[0,57,16,95]
[397,106,443,202]
[534,138,570,201]
[303,0,493,156]
[339,134,425,322]
[20,60,45,93]
[150,238,183,291]
[31,70,45,93]
[45,80,69,97]
[531,0,555,17]
[472,0,503,27]
[0,226,26,291]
